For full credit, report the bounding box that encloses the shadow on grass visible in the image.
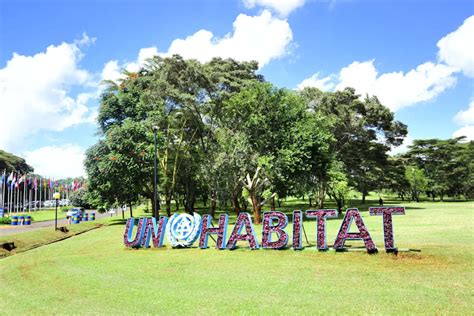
[108,219,127,226]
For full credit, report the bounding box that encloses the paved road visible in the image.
[0,210,114,237]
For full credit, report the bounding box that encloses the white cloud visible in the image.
[297,73,336,91]
[437,15,474,78]
[389,134,413,156]
[101,46,159,83]
[335,60,457,111]
[298,60,457,111]
[452,125,474,141]
[243,0,306,16]
[452,100,474,142]
[0,35,97,152]
[297,16,474,111]
[454,100,474,125]
[102,11,293,83]
[101,60,122,82]
[163,10,292,68]
[24,144,85,179]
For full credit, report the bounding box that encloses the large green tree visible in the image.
[300,87,408,204]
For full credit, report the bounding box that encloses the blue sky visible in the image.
[0,0,473,178]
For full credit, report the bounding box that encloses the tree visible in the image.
[88,56,264,217]
[327,161,354,213]
[405,165,428,202]
[405,137,473,200]
[0,150,33,173]
[384,157,410,200]
[300,87,407,205]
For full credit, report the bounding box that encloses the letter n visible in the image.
[141,217,168,248]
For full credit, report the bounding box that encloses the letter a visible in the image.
[334,209,377,253]
[226,212,259,250]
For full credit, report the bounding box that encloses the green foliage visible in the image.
[85,54,471,218]
[69,187,94,208]
[0,149,33,173]
[0,217,11,225]
[404,137,474,200]
[405,165,428,202]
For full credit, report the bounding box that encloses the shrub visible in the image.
[0,217,12,225]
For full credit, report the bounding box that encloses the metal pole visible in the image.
[153,126,159,219]
[55,199,58,230]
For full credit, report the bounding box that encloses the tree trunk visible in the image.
[251,195,262,224]
[271,196,275,211]
[232,194,241,214]
[129,202,133,218]
[309,197,312,207]
[210,190,216,219]
[318,185,326,208]
[362,191,366,204]
[242,198,248,212]
[166,197,172,217]
[277,198,281,207]
[336,198,343,214]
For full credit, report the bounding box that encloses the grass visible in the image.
[0,198,472,314]
[0,217,112,258]
[0,208,72,225]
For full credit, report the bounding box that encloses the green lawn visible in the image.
[1,208,69,224]
[0,199,472,314]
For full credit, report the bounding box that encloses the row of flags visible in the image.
[0,171,84,192]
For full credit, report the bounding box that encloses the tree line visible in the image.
[83,55,473,223]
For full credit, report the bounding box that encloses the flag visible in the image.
[10,175,16,189]
[7,171,13,184]
[34,177,38,190]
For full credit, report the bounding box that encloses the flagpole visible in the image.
[34,178,37,211]
[17,180,19,213]
[15,179,17,213]
[1,170,4,209]
[23,175,26,213]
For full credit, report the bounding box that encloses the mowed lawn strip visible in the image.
[0,217,113,257]
[0,201,472,314]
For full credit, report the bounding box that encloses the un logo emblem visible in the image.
[166,213,202,247]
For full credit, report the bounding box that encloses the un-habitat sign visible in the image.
[123,207,406,253]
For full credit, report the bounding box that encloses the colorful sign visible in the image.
[123,207,406,253]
